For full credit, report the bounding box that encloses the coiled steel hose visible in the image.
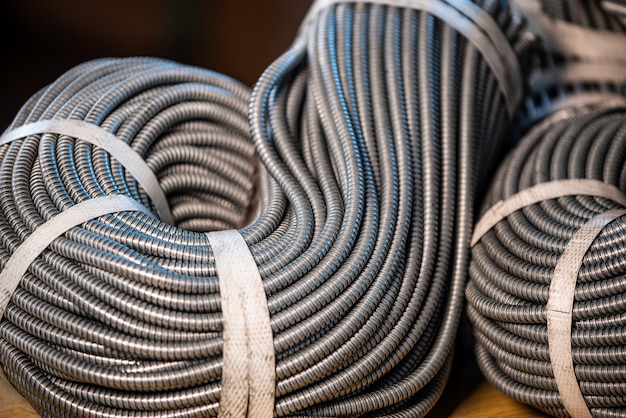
[0,57,256,417]
[467,101,626,417]
[511,0,626,134]
[466,2,626,416]
[248,0,530,416]
[539,0,625,30]
[0,1,532,417]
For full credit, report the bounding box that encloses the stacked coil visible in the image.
[0,57,257,417]
[511,0,626,134]
[466,1,626,416]
[249,0,531,415]
[467,102,626,417]
[0,1,535,417]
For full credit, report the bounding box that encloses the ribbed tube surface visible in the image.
[249,0,529,416]
[512,0,626,135]
[0,57,256,418]
[467,102,626,418]
[0,1,532,416]
[539,0,626,30]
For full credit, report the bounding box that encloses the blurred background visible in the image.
[0,0,313,128]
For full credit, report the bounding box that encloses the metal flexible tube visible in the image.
[467,101,626,417]
[539,0,626,30]
[0,0,530,416]
[0,57,255,417]
[510,0,626,135]
[468,3,626,415]
[249,0,530,416]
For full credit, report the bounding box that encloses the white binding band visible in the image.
[510,0,626,64]
[529,62,626,94]
[547,208,625,418]
[295,0,522,116]
[206,230,275,418]
[0,195,153,320]
[0,120,173,224]
[472,179,626,418]
[471,179,626,246]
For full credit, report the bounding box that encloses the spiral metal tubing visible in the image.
[0,0,531,416]
[467,101,626,417]
[510,0,626,135]
[539,0,626,30]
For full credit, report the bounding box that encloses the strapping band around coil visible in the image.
[471,179,626,246]
[471,179,626,418]
[0,120,174,224]
[0,203,276,416]
[295,0,522,117]
[510,0,626,64]
[547,208,625,418]
[206,230,275,418]
[0,195,153,320]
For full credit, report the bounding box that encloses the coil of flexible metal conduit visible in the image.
[0,1,533,417]
[247,0,532,416]
[0,57,258,417]
[536,0,625,30]
[510,0,626,135]
[514,0,626,115]
[466,100,626,418]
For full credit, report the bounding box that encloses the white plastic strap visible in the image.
[471,179,626,246]
[0,120,173,224]
[0,195,152,320]
[547,208,625,418]
[295,0,522,116]
[529,62,626,94]
[206,230,274,418]
[510,0,626,64]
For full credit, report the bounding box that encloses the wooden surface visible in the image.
[0,375,551,418]
[0,374,40,418]
[447,380,550,417]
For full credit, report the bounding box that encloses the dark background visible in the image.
[0,0,312,128]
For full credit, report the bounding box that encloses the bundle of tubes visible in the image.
[538,0,625,29]
[511,0,626,134]
[0,57,257,417]
[467,101,626,418]
[466,1,626,416]
[0,0,536,417]
[248,0,531,415]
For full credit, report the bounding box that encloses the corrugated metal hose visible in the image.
[466,0,626,416]
[248,1,529,415]
[0,57,256,417]
[0,0,535,416]
[467,101,626,418]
